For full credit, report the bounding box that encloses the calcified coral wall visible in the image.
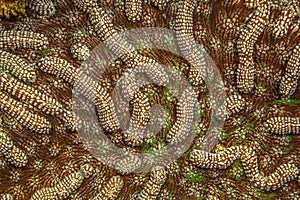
[0,0,300,199]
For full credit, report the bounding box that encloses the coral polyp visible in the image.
[0,0,299,199]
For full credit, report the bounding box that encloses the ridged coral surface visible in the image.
[0,0,300,199]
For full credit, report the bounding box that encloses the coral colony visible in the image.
[0,0,300,199]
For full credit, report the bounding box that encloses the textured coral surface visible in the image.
[0,0,300,199]
[0,0,26,18]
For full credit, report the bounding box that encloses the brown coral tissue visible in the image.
[0,0,300,199]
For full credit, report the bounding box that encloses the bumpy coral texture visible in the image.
[0,0,300,199]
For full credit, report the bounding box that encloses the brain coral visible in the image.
[0,0,300,199]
